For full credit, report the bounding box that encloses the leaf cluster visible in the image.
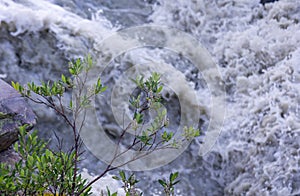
[183,126,200,141]
[111,171,142,196]
[0,128,92,196]
[3,55,200,195]
[158,172,180,196]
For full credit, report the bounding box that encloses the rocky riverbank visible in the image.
[0,79,36,164]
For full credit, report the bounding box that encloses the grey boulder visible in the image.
[0,79,36,152]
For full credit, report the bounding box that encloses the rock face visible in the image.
[0,79,36,152]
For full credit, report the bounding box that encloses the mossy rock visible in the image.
[0,79,36,152]
[0,112,10,119]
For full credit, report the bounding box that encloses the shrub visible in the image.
[0,55,199,195]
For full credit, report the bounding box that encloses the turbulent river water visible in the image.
[1,0,300,195]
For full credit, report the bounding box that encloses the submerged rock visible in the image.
[260,0,279,5]
[0,79,36,152]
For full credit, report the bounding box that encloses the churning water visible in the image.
[1,0,300,195]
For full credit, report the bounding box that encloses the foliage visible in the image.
[112,171,142,196]
[0,125,91,196]
[158,172,180,196]
[1,54,200,195]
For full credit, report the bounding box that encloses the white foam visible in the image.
[150,0,300,194]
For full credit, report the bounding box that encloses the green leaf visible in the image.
[69,100,73,109]
[158,179,167,187]
[194,129,200,137]
[27,155,34,167]
[61,74,67,83]
[112,176,120,181]
[130,75,144,89]
[13,142,19,152]
[157,85,163,93]
[11,81,19,91]
[95,78,107,94]
[69,67,75,75]
[162,131,173,142]
[107,186,111,196]
[119,171,126,181]
[172,180,180,186]
[11,81,25,95]
[170,172,179,183]
[101,86,107,92]
[183,126,200,141]
[45,149,53,158]
[128,173,137,185]
[137,131,152,145]
[134,113,143,124]
[69,58,84,75]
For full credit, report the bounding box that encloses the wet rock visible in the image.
[260,0,279,5]
[0,146,21,165]
[0,79,36,152]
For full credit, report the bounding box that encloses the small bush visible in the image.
[0,55,199,195]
